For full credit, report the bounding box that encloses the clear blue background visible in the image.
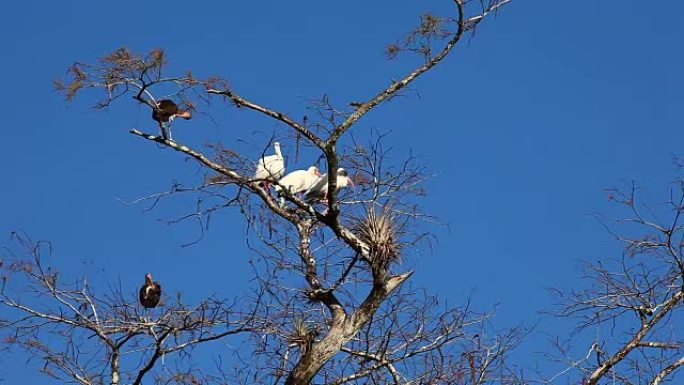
[1,0,683,382]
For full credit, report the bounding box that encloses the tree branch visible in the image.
[650,355,684,385]
[587,290,684,385]
[207,88,326,149]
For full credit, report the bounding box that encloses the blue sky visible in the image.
[2,0,683,382]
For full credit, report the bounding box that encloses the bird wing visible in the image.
[158,100,179,114]
[276,170,307,192]
[152,109,171,123]
[153,283,162,296]
[304,174,328,200]
[255,147,285,180]
[254,155,276,179]
[152,100,180,123]
[264,156,285,179]
[297,172,322,194]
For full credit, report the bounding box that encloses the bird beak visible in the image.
[348,177,355,191]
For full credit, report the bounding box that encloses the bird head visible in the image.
[337,168,355,190]
[308,166,321,176]
[145,273,153,284]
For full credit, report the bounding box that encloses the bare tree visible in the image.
[0,232,259,385]
[544,171,684,385]
[1,1,526,384]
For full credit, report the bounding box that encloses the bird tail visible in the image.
[303,190,317,202]
[177,110,192,120]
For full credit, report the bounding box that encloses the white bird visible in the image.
[254,142,285,185]
[275,166,321,195]
[304,168,354,202]
[274,166,321,206]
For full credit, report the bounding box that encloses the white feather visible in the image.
[275,166,320,195]
[254,142,285,180]
[304,168,353,201]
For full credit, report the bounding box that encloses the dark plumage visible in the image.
[152,99,192,123]
[139,273,162,309]
[152,99,192,140]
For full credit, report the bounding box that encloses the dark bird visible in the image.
[152,99,192,123]
[139,273,162,309]
[151,99,192,140]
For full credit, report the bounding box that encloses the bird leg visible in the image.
[159,122,171,141]
[149,323,158,340]
[166,124,174,141]
[259,182,274,197]
[142,308,151,324]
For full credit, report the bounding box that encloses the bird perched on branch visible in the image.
[275,166,321,205]
[304,168,354,202]
[254,142,285,188]
[151,99,192,141]
[139,273,162,309]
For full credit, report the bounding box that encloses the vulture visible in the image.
[151,99,192,140]
[254,142,285,184]
[304,168,354,202]
[139,273,162,309]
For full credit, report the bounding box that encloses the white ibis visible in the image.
[139,273,162,309]
[254,142,285,187]
[304,168,354,202]
[152,99,192,140]
[274,166,321,205]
